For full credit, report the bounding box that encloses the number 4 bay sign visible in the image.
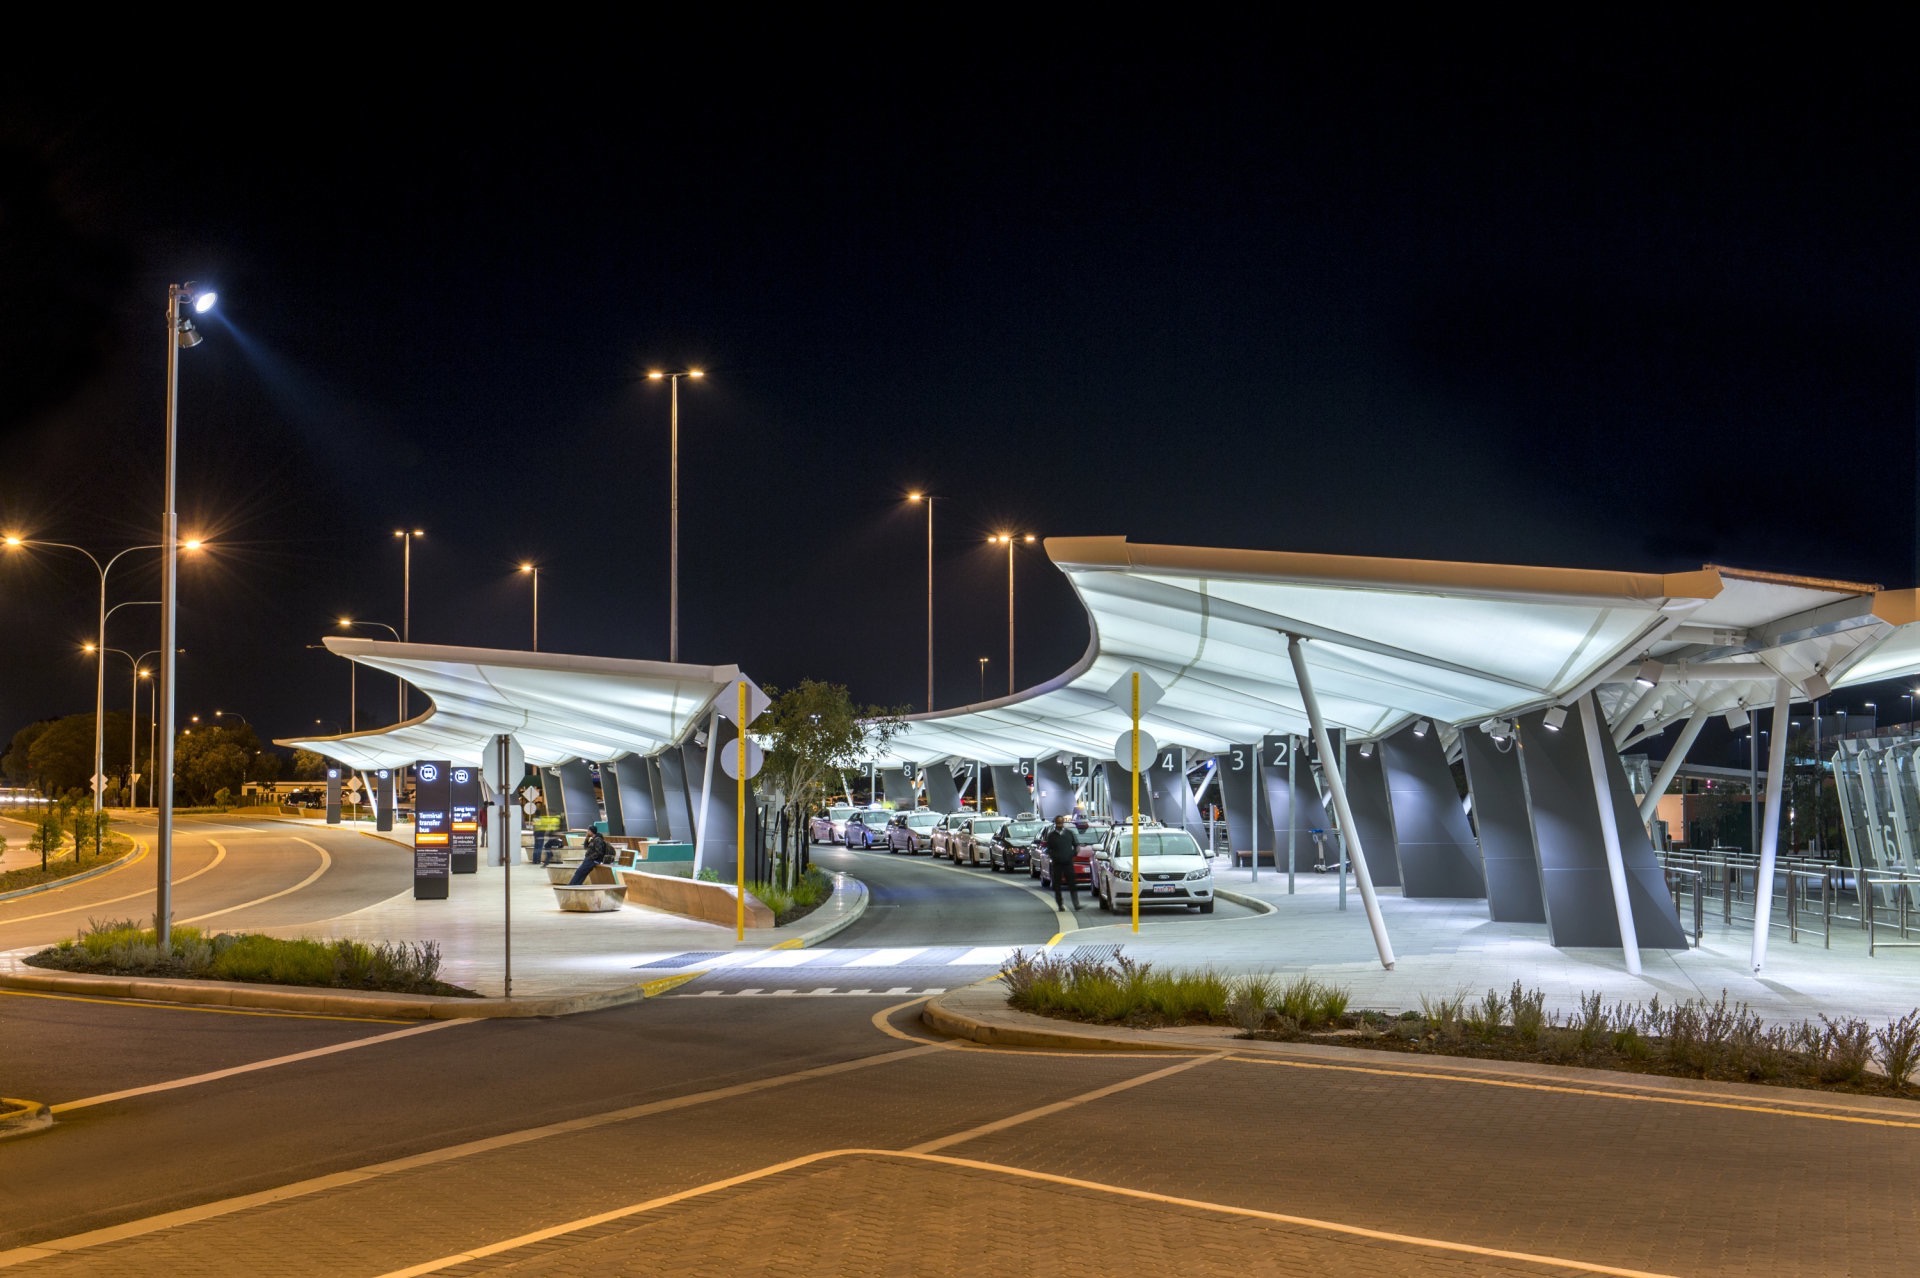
[413,760,453,900]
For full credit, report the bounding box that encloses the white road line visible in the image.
[177,838,333,925]
[741,950,823,968]
[0,839,218,925]
[845,947,927,967]
[950,946,1018,966]
[668,988,946,999]
[49,1020,470,1113]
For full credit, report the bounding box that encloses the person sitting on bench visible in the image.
[568,829,616,885]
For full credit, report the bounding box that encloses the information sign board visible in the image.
[374,768,395,833]
[325,768,342,825]
[449,765,480,873]
[413,760,452,900]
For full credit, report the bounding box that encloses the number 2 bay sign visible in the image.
[450,765,481,874]
[413,760,453,900]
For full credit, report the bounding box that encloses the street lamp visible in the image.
[213,709,251,728]
[978,656,989,702]
[987,533,1036,695]
[519,563,541,652]
[3,539,197,813]
[156,281,216,949]
[392,529,424,707]
[907,493,933,710]
[86,643,168,806]
[647,368,704,662]
[338,617,404,722]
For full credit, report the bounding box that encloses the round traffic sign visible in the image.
[1113,729,1157,767]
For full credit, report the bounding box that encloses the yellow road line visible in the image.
[638,972,704,997]
[370,1147,1683,1278]
[0,840,221,925]
[871,994,936,1043]
[1226,1053,1920,1130]
[907,1051,1224,1153]
[177,838,331,925]
[49,1020,468,1114]
[0,987,409,1024]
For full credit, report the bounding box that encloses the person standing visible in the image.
[1042,813,1082,911]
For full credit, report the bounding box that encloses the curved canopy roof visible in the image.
[866,538,1920,766]
[277,639,740,771]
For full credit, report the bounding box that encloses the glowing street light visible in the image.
[647,368,704,662]
[988,533,1037,695]
[519,563,541,651]
[156,281,216,948]
[907,493,933,710]
[338,616,404,722]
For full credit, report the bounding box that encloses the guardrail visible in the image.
[1864,872,1920,956]
[1659,848,1839,947]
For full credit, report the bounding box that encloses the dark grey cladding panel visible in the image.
[540,769,568,828]
[881,763,919,808]
[989,766,1031,817]
[557,760,600,832]
[1379,729,1485,898]
[1144,748,1203,841]
[681,717,750,874]
[1343,747,1401,887]
[599,762,626,836]
[1515,699,1687,950]
[1218,745,1271,863]
[656,749,694,843]
[1105,760,1154,822]
[1263,740,1331,871]
[1032,755,1076,819]
[613,756,659,838]
[921,761,962,813]
[1459,728,1546,923]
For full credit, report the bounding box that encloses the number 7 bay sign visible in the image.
[413,760,453,900]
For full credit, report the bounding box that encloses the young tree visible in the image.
[751,680,909,885]
[291,749,331,781]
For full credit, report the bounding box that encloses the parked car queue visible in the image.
[810,806,1217,915]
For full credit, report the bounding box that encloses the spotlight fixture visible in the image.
[1359,742,1375,758]
[1725,706,1750,730]
[1634,659,1664,687]
[1803,672,1832,699]
[1412,719,1430,739]
[1542,706,1569,732]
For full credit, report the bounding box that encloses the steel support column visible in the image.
[1286,635,1394,969]
[1637,708,1708,827]
[1577,693,1642,975]
[1751,678,1793,972]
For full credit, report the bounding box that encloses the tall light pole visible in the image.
[338,618,403,722]
[907,493,933,710]
[3,538,188,812]
[647,368,704,662]
[988,533,1035,695]
[978,657,989,702]
[392,530,423,711]
[519,563,541,651]
[157,281,217,949]
[87,643,165,804]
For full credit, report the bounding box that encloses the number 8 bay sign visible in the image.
[413,760,453,900]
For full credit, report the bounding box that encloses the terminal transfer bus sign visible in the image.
[413,760,452,900]
[449,766,480,873]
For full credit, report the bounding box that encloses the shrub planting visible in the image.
[997,949,1920,1098]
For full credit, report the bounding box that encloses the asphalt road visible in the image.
[2,834,1916,1275]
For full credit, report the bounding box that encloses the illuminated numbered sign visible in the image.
[901,762,919,781]
[412,760,452,900]
[449,766,481,875]
[1261,735,1291,768]
[1066,756,1090,782]
[1017,757,1036,777]
[1228,745,1253,771]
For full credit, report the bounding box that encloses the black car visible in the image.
[988,817,1048,873]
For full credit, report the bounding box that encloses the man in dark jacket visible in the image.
[568,829,616,885]
[1041,814,1082,911]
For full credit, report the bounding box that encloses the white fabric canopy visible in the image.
[277,639,740,770]
[867,538,1920,766]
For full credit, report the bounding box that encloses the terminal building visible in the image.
[285,536,1920,977]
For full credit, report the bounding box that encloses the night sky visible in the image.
[3,31,1916,760]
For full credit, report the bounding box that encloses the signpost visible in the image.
[413,760,452,900]
[449,765,480,873]
[1104,669,1165,936]
[374,768,395,833]
[325,768,342,825]
[489,735,525,999]
[717,677,767,941]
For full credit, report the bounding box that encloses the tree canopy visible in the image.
[752,680,908,819]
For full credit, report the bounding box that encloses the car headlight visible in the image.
[1185,867,1210,881]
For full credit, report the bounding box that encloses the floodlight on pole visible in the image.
[647,369,704,663]
[519,563,540,651]
[988,532,1036,695]
[392,529,424,714]
[156,282,216,948]
[907,493,933,710]
[338,616,404,720]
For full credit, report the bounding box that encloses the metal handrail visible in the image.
[1663,866,1705,945]
[1865,872,1920,956]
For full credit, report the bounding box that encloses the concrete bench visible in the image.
[549,865,627,912]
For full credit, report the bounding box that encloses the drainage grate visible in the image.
[634,951,728,968]
[1066,943,1123,960]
